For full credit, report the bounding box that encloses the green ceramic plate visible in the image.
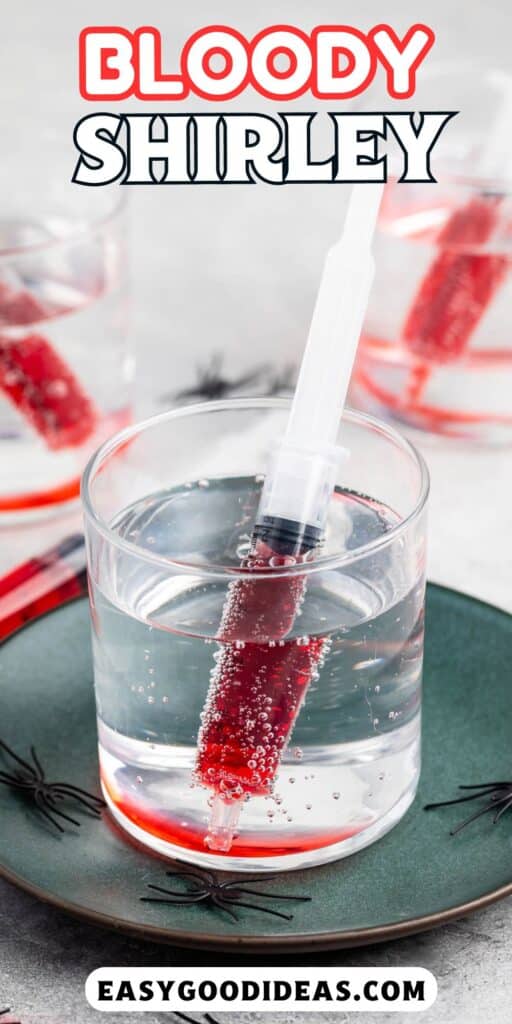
[0,585,511,953]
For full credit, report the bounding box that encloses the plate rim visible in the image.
[1,583,511,953]
[0,857,512,953]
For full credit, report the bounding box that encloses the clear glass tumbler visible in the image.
[83,399,428,872]
[0,135,132,516]
[352,177,512,443]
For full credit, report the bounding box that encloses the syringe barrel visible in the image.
[256,441,346,533]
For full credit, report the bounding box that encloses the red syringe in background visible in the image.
[0,275,98,449]
[402,73,512,399]
[403,192,508,364]
[0,534,87,642]
[195,184,384,853]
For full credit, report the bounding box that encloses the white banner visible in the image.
[86,966,437,1013]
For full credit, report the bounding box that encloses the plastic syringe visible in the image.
[195,183,384,853]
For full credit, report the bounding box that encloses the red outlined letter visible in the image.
[182,25,250,100]
[133,27,187,99]
[311,26,376,99]
[249,26,312,100]
[79,27,135,100]
[370,24,435,99]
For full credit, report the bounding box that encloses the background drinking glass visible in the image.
[352,63,512,443]
[83,398,428,872]
[0,131,132,516]
[352,176,512,443]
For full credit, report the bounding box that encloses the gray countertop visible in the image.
[1,874,511,1024]
[1,1,512,1021]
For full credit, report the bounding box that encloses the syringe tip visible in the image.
[204,794,243,853]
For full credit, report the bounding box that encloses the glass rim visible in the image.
[81,398,430,580]
[0,189,127,260]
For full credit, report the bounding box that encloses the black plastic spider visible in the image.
[141,864,311,922]
[0,1011,20,1024]
[0,738,106,833]
[173,1014,220,1024]
[425,780,512,835]
[167,353,269,403]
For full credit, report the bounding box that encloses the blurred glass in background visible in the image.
[352,64,512,443]
[0,131,132,518]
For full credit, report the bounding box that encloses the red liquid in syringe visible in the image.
[403,193,508,363]
[0,276,98,450]
[195,525,327,850]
